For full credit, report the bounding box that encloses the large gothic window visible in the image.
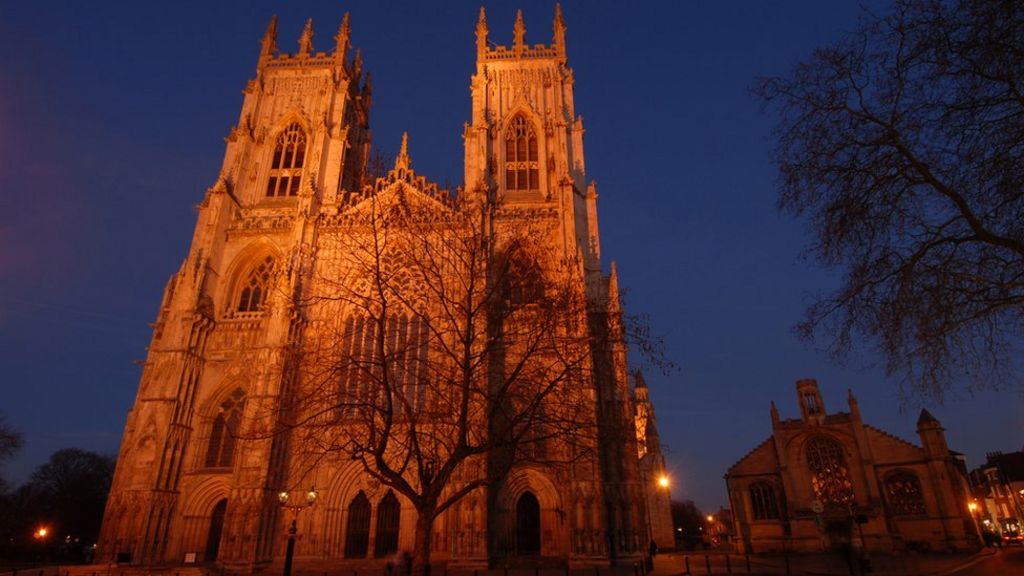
[749,482,780,520]
[885,471,927,516]
[504,115,539,192]
[266,123,307,197]
[374,491,401,557]
[204,390,245,469]
[237,256,275,313]
[806,436,855,510]
[344,491,371,558]
[338,313,429,418]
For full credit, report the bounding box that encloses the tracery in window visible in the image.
[237,256,275,313]
[337,313,429,418]
[266,123,307,197]
[885,471,926,516]
[504,115,539,192]
[749,482,780,520]
[205,389,245,468]
[806,436,855,510]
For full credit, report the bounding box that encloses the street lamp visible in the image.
[278,487,318,576]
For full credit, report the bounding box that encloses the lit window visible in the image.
[266,123,306,197]
[885,471,926,516]
[504,115,539,192]
[204,390,245,469]
[806,437,855,510]
[237,256,275,313]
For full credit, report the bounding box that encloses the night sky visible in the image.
[1,1,1021,513]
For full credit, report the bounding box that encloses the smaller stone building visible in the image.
[725,379,979,554]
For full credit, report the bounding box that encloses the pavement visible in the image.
[652,547,1001,576]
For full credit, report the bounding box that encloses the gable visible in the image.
[863,425,926,463]
[727,437,778,476]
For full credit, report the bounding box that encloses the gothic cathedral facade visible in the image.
[97,8,670,573]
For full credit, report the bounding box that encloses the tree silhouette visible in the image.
[756,0,1024,399]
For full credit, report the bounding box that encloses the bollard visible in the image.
[536,567,540,576]
[565,565,570,576]
[594,566,599,576]
[684,556,691,575]
[704,555,711,574]
[725,555,731,575]
[783,550,790,575]
[745,554,750,574]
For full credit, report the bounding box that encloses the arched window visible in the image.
[749,482,780,520]
[338,313,429,418]
[204,390,245,468]
[504,115,539,192]
[344,491,371,558]
[374,490,401,557]
[806,437,855,510]
[885,471,926,516]
[237,256,275,313]
[266,123,307,197]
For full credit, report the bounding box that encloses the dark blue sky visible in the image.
[1,1,1021,512]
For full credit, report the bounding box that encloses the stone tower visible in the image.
[98,7,656,573]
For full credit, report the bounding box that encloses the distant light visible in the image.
[34,527,48,539]
[707,515,714,522]
[968,502,978,512]
[657,475,670,488]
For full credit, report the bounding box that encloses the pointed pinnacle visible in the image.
[513,9,526,51]
[298,18,314,56]
[395,132,411,170]
[336,12,351,52]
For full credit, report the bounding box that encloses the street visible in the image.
[948,546,1024,575]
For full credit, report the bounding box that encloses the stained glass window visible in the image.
[750,482,780,520]
[204,389,245,468]
[237,256,275,312]
[504,115,539,192]
[885,471,927,516]
[806,436,855,510]
[266,123,306,197]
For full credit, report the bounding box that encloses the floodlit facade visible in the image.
[97,7,669,573]
[725,379,979,554]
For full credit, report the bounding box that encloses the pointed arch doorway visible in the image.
[515,491,541,556]
[204,499,227,561]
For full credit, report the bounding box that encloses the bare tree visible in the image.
[0,414,22,494]
[756,0,1024,399]
[266,182,601,573]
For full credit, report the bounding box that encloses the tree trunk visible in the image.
[411,508,435,576]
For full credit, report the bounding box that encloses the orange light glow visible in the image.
[34,527,48,540]
[658,475,670,489]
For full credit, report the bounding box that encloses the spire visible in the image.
[513,9,526,54]
[634,370,648,389]
[770,400,780,427]
[258,15,278,69]
[916,408,941,430]
[395,133,411,171]
[476,6,489,58]
[353,48,363,80]
[552,3,566,55]
[335,12,351,61]
[608,261,621,314]
[847,388,861,420]
[298,18,314,57]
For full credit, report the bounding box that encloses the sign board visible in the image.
[183,552,197,565]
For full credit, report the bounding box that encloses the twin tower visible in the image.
[98,7,671,573]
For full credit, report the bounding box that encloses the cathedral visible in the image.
[97,7,671,573]
[725,379,979,555]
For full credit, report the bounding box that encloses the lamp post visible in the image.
[278,487,318,576]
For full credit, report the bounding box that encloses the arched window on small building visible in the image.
[204,389,245,469]
[806,436,855,511]
[749,482,780,520]
[504,115,539,192]
[885,471,927,516]
[266,123,307,197]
